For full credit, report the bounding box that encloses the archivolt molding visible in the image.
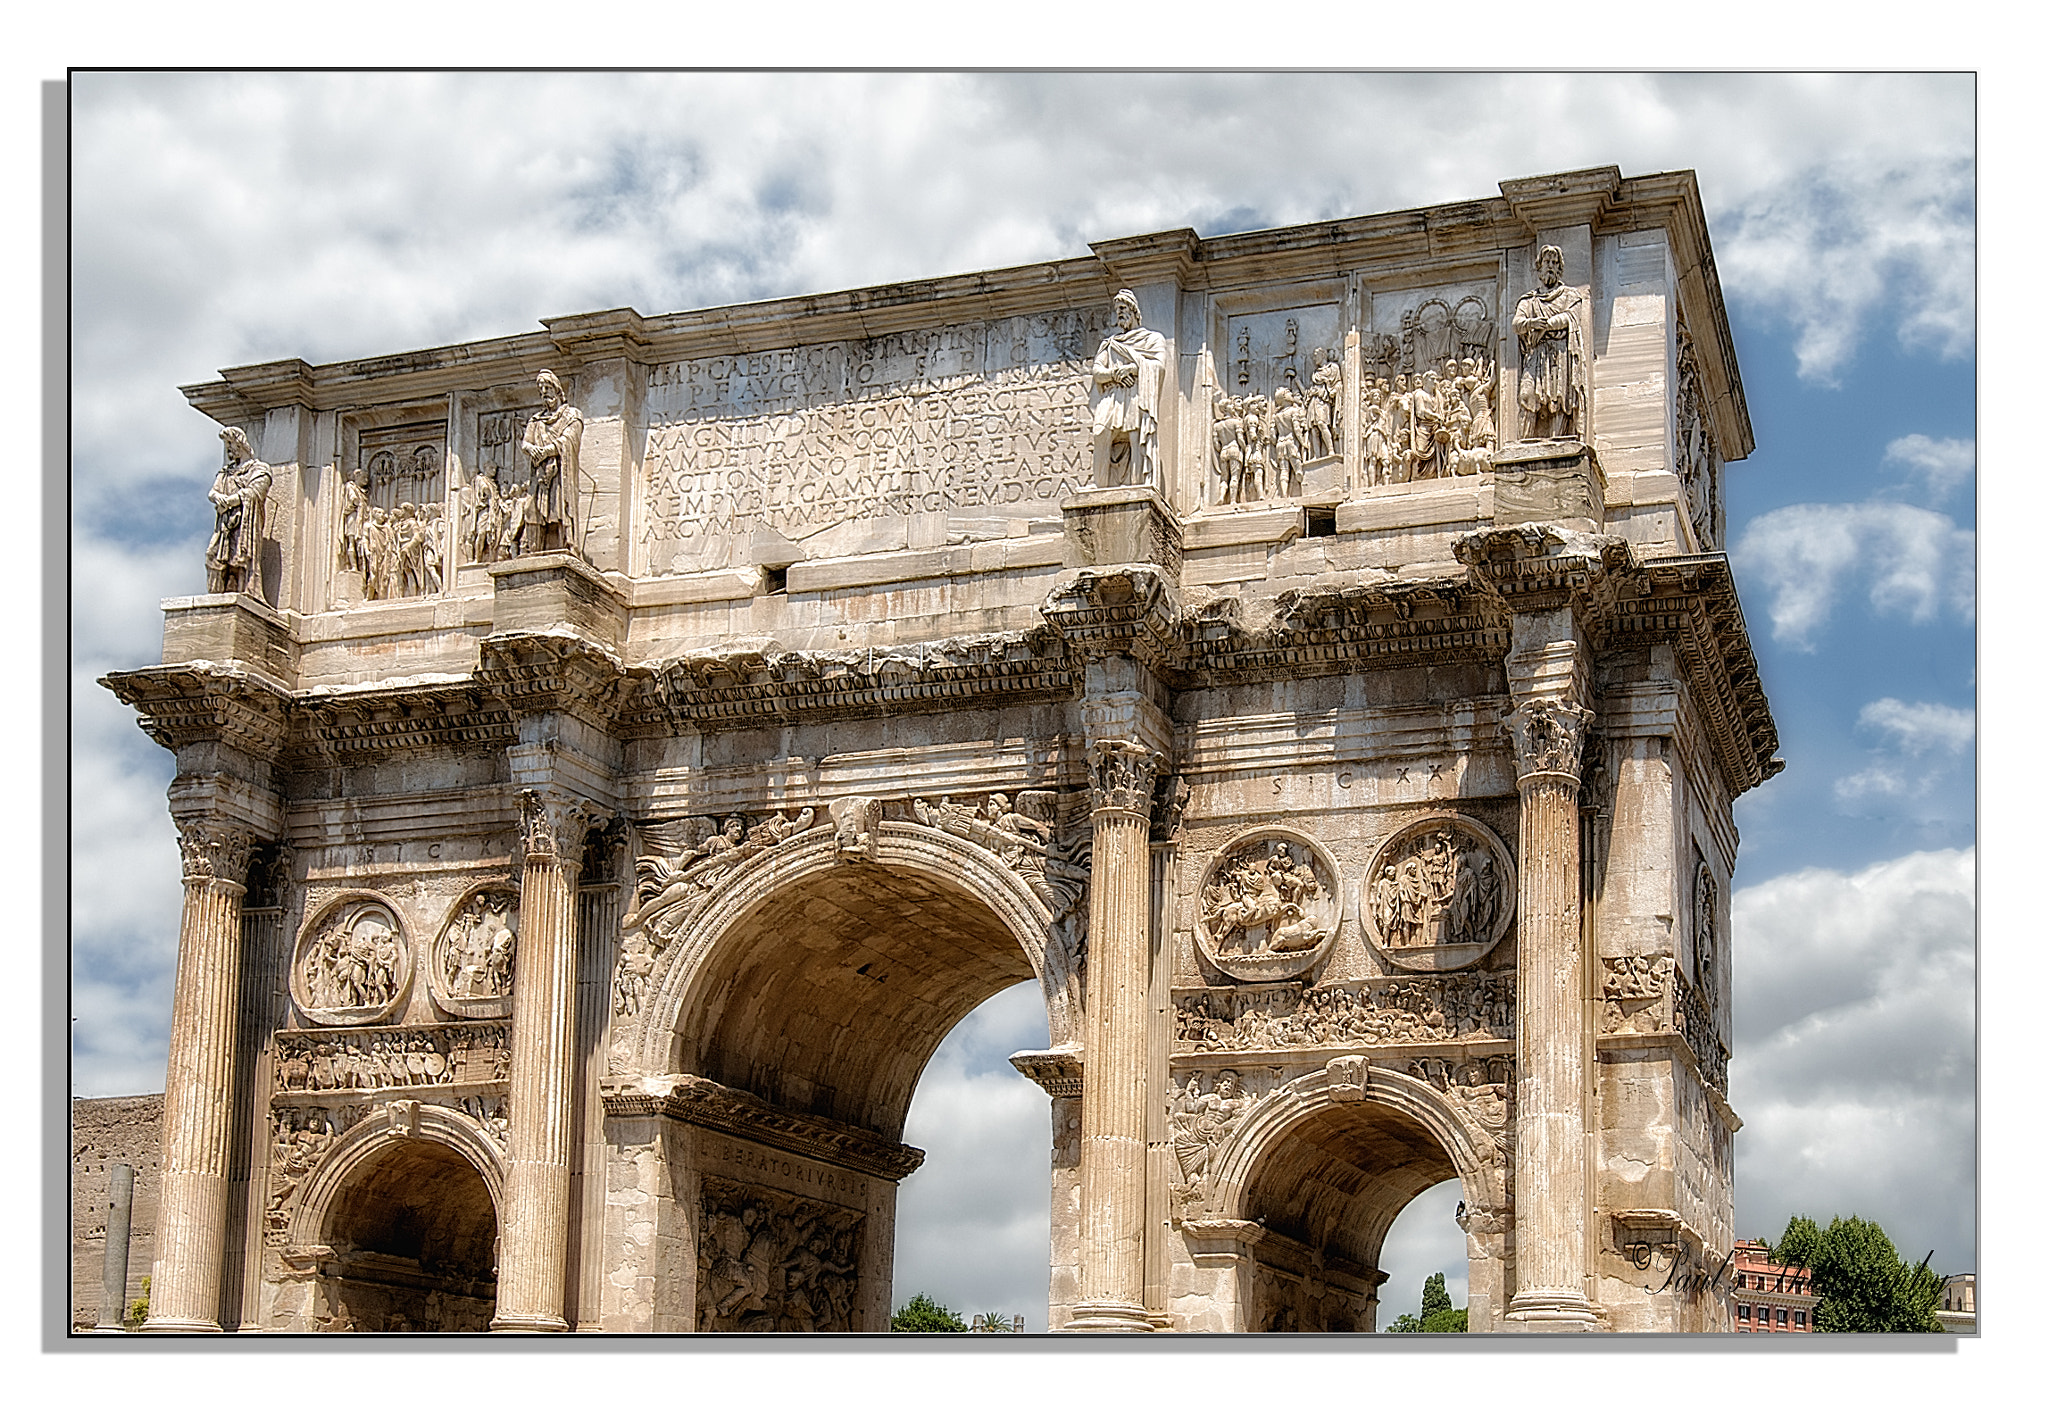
[621,820,1074,1079]
[289,1100,507,1251]
[1205,1061,1506,1225]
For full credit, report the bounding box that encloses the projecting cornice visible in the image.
[100,662,292,758]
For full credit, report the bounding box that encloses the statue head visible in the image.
[1536,244,1565,288]
[220,426,255,462]
[535,369,566,407]
[986,793,1011,819]
[1113,288,1141,330]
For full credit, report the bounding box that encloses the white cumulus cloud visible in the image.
[1731,848,1974,1273]
[1883,434,1977,504]
[1858,698,1975,756]
[1732,502,1975,649]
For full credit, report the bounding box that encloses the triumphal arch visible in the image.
[105,166,1778,1334]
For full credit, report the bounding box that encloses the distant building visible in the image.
[1936,1273,1976,1334]
[1728,1239,1814,1332]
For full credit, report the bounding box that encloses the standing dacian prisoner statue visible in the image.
[1512,244,1589,442]
[520,369,583,555]
[205,426,271,597]
[1088,288,1167,488]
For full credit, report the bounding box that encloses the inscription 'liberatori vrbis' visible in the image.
[639,310,1110,573]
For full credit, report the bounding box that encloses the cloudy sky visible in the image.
[63,66,1983,1369]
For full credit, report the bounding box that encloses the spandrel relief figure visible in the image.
[519,369,583,555]
[1170,1068,1251,1208]
[1513,244,1588,441]
[206,427,271,597]
[1088,288,1166,488]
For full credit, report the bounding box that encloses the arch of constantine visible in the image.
[104,165,1779,1334]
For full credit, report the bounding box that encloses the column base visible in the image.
[139,1316,224,1334]
[1503,1290,1603,1332]
[490,1312,571,1333]
[1061,1299,1157,1333]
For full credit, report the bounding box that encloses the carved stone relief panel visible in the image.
[639,308,1111,575]
[1211,303,1343,507]
[1360,281,1499,486]
[1174,972,1515,1051]
[339,419,448,601]
[290,895,413,1026]
[273,1021,511,1093]
[1194,830,1341,983]
[1691,858,1719,1009]
[429,887,519,1020]
[911,789,1090,958]
[263,1103,351,1244]
[1674,323,1721,547]
[612,807,820,1019]
[1363,816,1515,972]
[696,1175,863,1332]
[1167,1067,1256,1218]
[1601,954,1675,1034]
[1404,1053,1516,1166]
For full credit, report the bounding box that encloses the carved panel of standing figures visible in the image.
[1194,831,1342,983]
[695,1176,863,1332]
[430,887,519,1020]
[1363,816,1515,972]
[290,895,413,1026]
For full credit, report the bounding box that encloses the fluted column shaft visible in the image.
[1503,698,1600,1330]
[1069,742,1157,1332]
[493,791,590,1332]
[145,820,252,1332]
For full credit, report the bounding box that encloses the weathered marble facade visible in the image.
[106,166,1776,1334]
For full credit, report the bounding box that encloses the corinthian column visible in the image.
[1502,696,1600,1330]
[1066,740,1159,1332]
[145,818,254,1332]
[493,789,593,1332]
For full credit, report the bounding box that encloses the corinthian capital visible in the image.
[1502,698,1593,782]
[520,790,601,871]
[1088,741,1162,817]
[174,817,256,889]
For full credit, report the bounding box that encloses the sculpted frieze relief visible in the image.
[1195,832,1340,983]
[911,790,1091,946]
[273,1020,510,1092]
[1673,969,1728,1094]
[1405,1054,1515,1165]
[1692,860,1720,1007]
[614,808,818,1016]
[1364,817,1515,972]
[430,888,518,1019]
[697,1176,863,1333]
[1174,972,1515,1051]
[290,897,412,1026]
[1675,324,1720,546]
[638,309,1108,575]
[1168,1068,1257,1219]
[1601,953,1675,1035]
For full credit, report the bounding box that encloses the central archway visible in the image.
[599,821,1073,1331]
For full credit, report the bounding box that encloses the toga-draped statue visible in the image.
[1089,288,1167,488]
[520,368,583,555]
[206,426,272,597]
[1512,244,1588,442]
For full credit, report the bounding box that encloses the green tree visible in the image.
[1770,1216,1943,1333]
[971,1310,1019,1333]
[1384,1272,1468,1333]
[124,1275,150,1331]
[890,1293,968,1332]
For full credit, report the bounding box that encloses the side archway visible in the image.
[289,1104,507,1332]
[1201,1063,1510,1332]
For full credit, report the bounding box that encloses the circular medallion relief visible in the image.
[430,887,519,1019]
[290,895,412,1026]
[1364,815,1515,972]
[1194,830,1342,983]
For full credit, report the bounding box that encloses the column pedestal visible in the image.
[144,820,252,1333]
